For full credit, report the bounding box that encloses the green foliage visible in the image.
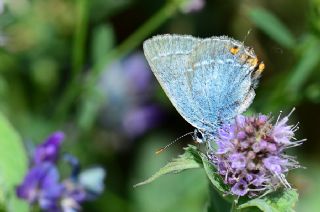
[132,136,207,212]
[134,145,202,187]
[286,37,320,95]
[91,24,115,68]
[200,153,230,195]
[237,189,299,212]
[77,24,115,130]
[0,113,28,211]
[249,8,296,48]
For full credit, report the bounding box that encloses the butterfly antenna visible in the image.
[155,132,194,154]
[243,29,252,44]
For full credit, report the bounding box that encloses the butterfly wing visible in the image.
[143,34,207,130]
[186,36,257,130]
[144,35,259,132]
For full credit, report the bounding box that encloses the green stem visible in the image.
[72,0,89,78]
[230,200,237,212]
[30,205,40,212]
[53,0,88,123]
[92,0,180,75]
[53,1,181,124]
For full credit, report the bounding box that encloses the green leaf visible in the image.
[237,189,299,212]
[249,8,296,48]
[286,38,320,94]
[200,153,233,203]
[77,24,115,131]
[77,87,105,131]
[134,145,202,187]
[200,153,229,193]
[134,145,233,200]
[0,113,28,211]
[131,136,208,212]
[91,24,115,66]
[207,184,232,212]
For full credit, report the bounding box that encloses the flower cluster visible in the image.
[209,111,304,197]
[16,132,106,211]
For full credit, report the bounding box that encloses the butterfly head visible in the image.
[193,129,209,143]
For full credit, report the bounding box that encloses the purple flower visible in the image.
[64,154,106,200]
[60,180,86,211]
[122,53,153,93]
[229,153,246,170]
[263,156,288,174]
[271,116,294,145]
[180,0,205,13]
[122,105,163,138]
[100,52,153,104]
[231,179,248,196]
[209,110,304,197]
[216,139,233,154]
[99,52,162,138]
[33,132,64,164]
[16,163,63,210]
[17,132,106,211]
[58,167,106,211]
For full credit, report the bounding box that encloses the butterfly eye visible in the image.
[193,129,205,143]
[196,131,203,139]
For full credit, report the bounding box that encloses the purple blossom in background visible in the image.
[180,0,205,13]
[99,52,163,138]
[122,105,162,138]
[208,110,305,197]
[33,131,64,164]
[16,163,63,210]
[16,132,106,211]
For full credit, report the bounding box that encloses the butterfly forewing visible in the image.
[143,34,259,133]
[143,34,207,130]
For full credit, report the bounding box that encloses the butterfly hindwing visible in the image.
[187,37,256,129]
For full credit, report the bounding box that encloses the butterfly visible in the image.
[143,34,264,145]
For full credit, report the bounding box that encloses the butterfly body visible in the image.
[143,34,263,143]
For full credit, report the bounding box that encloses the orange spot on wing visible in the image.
[253,62,265,79]
[247,57,258,67]
[258,62,265,73]
[230,46,240,55]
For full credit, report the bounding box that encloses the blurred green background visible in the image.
[0,0,319,211]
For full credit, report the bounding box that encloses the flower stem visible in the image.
[53,0,181,124]
[30,205,40,212]
[92,0,180,75]
[230,200,237,212]
[72,0,89,78]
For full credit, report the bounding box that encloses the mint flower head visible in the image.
[208,110,305,197]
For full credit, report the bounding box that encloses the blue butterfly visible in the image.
[143,34,264,145]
